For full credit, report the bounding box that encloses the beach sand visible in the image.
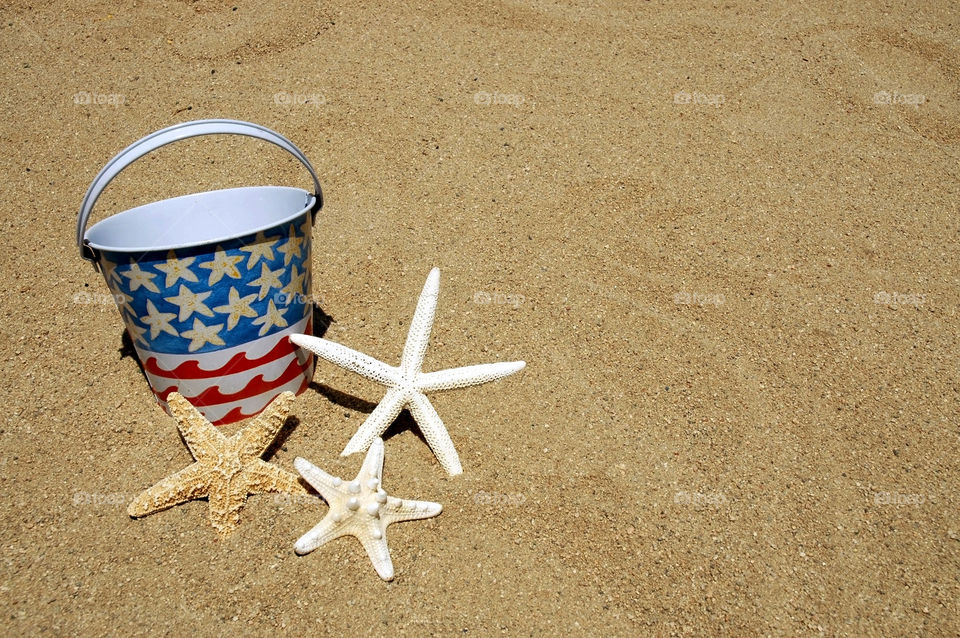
[1,0,958,634]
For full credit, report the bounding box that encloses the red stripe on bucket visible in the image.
[208,374,312,426]
[153,353,312,406]
[143,333,301,380]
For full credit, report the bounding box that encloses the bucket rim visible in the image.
[84,185,315,255]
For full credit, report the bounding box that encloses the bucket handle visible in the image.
[77,118,323,265]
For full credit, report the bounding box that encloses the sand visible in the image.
[1,0,958,635]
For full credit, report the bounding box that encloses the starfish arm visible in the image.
[127,463,210,518]
[243,458,307,496]
[417,360,527,392]
[400,268,440,376]
[341,388,407,457]
[289,334,400,385]
[236,391,296,458]
[206,477,249,537]
[406,391,463,476]
[359,531,396,581]
[382,496,443,526]
[294,457,350,503]
[359,438,386,481]
[167,393,225,461]
[293,515,351,555]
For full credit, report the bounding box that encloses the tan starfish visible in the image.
[128,392,306,537]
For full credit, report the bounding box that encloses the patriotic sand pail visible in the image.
[76,119,322,425]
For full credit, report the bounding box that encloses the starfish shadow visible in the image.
[262,414,320,494]
[309,382,379,413]
[262,415,303,460]
[382,409,431,449]
[307,384,431,450]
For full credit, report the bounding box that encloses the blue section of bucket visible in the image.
[99,212,313,355]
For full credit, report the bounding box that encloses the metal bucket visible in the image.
[76,119,322,424]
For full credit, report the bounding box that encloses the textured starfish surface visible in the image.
[128,391,306,537]
[290,268,526,475]
[293,438,442,581]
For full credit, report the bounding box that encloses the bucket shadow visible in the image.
[308,381,430,450]
[119,330,146,380]
[312,303,333,338]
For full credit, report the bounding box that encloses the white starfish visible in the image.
[293,438,442,581]
[290,268,525,476]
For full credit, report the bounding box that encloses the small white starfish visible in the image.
[293,438,442,581]
[290,268,525,475]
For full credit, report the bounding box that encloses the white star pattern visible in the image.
[180,318,225,352]
[126,318,149,347]
[239,232,278,269]
[277,224,306,266]
[282,264,306,299]
[140,299,178,338]
[121,263,160,293]
[199,247,243,286]
[164,285,215,322]
[252,299,289,336]
[154,251,199,289]
[110,226,310,354]
[247,263,284,301]
[213,287,258,331]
